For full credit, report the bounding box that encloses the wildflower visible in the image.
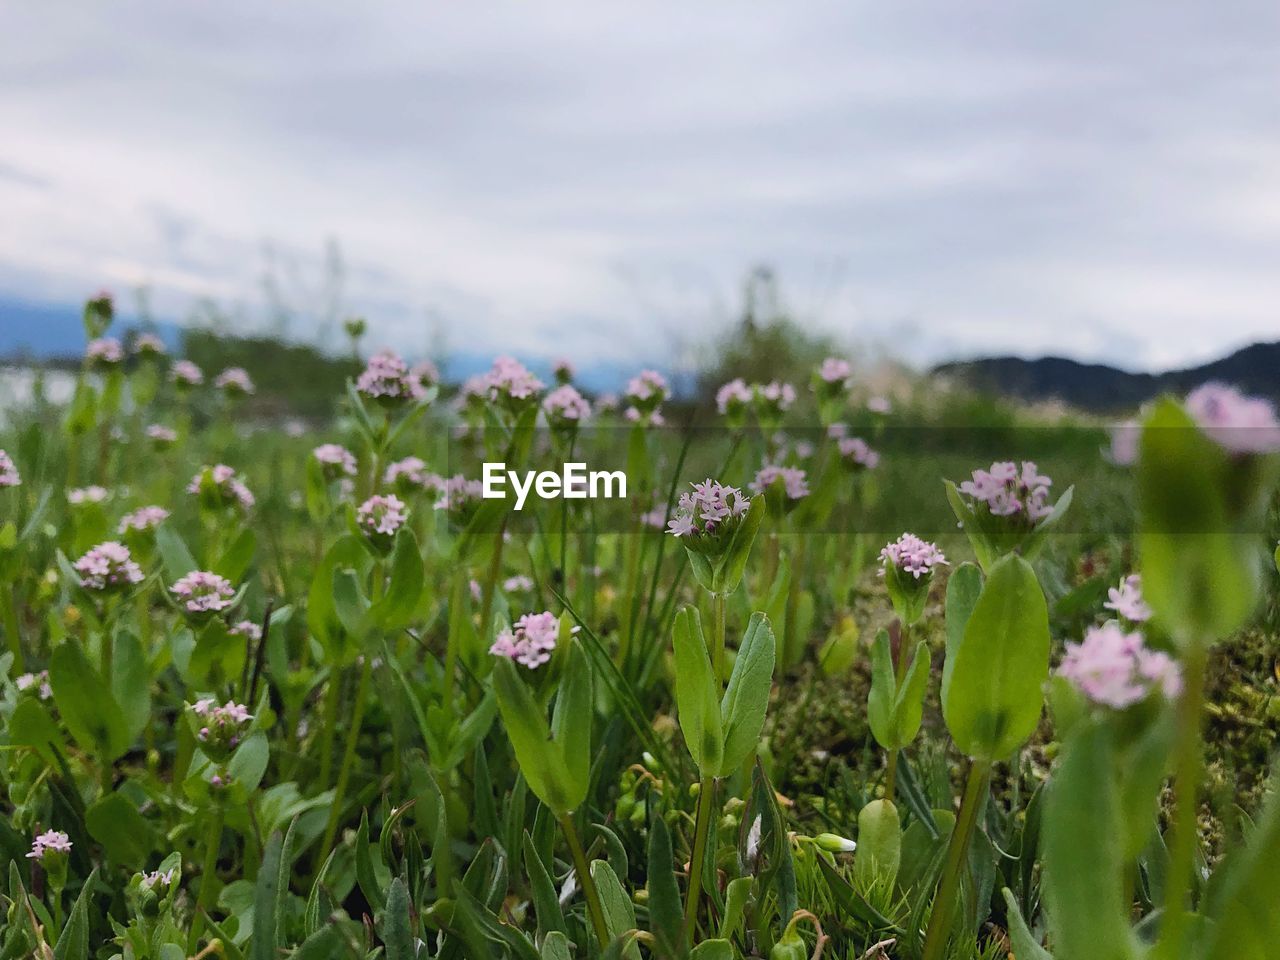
[133,332,167,357]
[813,832,857,854]
[826,422,848,440]
[411,358,440,388]
[624,405,665,426]
[750,464,809,500]
[666,479,751,546]
[716,378,752,416]
[118,505,169,534]
[171,571,236,614]
[188,464,255,512]
[214,367,255,396]
[640,505,667,529]
[437,475,485,524]
[85,291,114,327]
[595,392,619,413]
[1184,382,1280,454]
[503,575,534,593]
[356,350,427,405]
[818,357,852,386]
[1104,573,1152,623]
[552,357,575,384]
[146,424,178,449]
[139,867,177,893]
[1057,623,1182,708]
[484,355,544,409]
[490,610,559,669]
[68,485,110,506]
[0,450,19,488]
[170,360,204,387]
[86,337,124,367]
[313,443,357,480]
[752,381,796,430]
[837,437,880,470]
[543,384,591,429]
[356,494,408,540]
[625,369,669,423]
[879,533,947,624]
[74,541,144,592]
[867,395,892,415]
[958,461,1055,522]
[229,620,262,642]
[189,698,254,760]
[16,670,52,700]
[26,830,72,861]
[1109,420,1140,466]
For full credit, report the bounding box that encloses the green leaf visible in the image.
[307,536,369,662]
[1001,888,1052,960]
[942,562,983,697]
[713,494,766,595]
[111,629,150,744]
[719,875,752,941]
[868,631,929,751]
[249,832,282,960]
[86,792,153,864]
[941,555,1049,761]
[645,817,683,958]
[383,876,414,960]
[523,831,567,938]
[52,868,97,960]
[719,612,776,773]
[369,527,424,632]
[689,942,733,960]
[1042,723,1138,960]
[540,931,573,960]
[854,798,902,891]
[154,524,197,580]
[550,638,593,811]
[216,528,258,583]
[332,567,371,639]
[8,697,68,767]
[492,657,575,815]
[590,860,640,959]
[49,642,130,762]
[1201,770,1280,960]
[672,605,724,777]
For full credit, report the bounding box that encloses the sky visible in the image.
[1,2,1278,373]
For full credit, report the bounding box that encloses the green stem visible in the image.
[2,585,22,672]
[479,519,508,642]
[682,775,716,941]
[921,759,992,960]
[319,656,373,860]
[559,813,610,947]
[1156,641,1208,956]
[318,669,342,789]
[884,622,912,801]
[884,750,899,802]
[712,593,727,683]
[190,804,225,951]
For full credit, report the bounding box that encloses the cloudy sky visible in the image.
[2,2,1277,371]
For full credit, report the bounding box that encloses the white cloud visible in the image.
[0,1,1277,370]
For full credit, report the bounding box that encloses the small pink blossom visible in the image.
[214,367,254,395]
[750,464,809,500]
[552,357,575,382]
[411,359,440,387]
[75,541,144,591]
[133,333,167,357]
[313,443,357,479]
[484,355,544,404]
[1184,382,1280,454]
[16,670,52,700]
[0,449,19,488]
[490,610,560,669]
[188,464,255,511]
[1057,624,1182,708]
[879,533,948,579]
[543,385,591,426]
[357,494,408,538]
[229,620,262,642]
[1104,574,1152,623]
[189,698,254,756]
[146,424,178,447]
[667,479,750,539]
[626,369,669,405]
[818,357,852,385]
[118,505,169,534]
[867,395,892,415]
[503,575,535,592]
[716,378,753,415]
[837,437,880,470]
[959,461,1054,521]
[170,360,204,387]
[27,830,72,860]
[171,571,236,613]
[86,337,124,365]
[357,350,427,403]
[68,485,109,505]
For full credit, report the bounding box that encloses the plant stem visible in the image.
[884,622,911,801]
[318,669,341,788]
[190,804,225,951]
[1156,640,1208,957]
[319,655,373,860]
[479,518,508,642]
[921,758,991,960]
[682,775,716,940]
[712,593,727,683]
[559,812,610,947]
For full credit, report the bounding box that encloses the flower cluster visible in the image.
[189,698,253,759]
[68,485,110,505]
[118,505,170,534]
[229,619,262,642]
[490,610,559,669]
[436,474,484,518]
[74,541,144,592]
[716,378,753,419]
[750,464,810,500]
[818,357,852,386]
[867,396,891,415]
[133,332,167,357]
[879,533,948,579]
[753,381,797,430]
[86,337,124,366]
[483,355,544,407]
[146,424,178,448]
[1104,573,1152,623]
[1184,382,1280,455]
[313,443,357,479]
[543,384,591,428]
[624,369,669,423]
[188,464,255,511]
[26,830,72,861]
[357,493,408,539]
[411,358,440,388]
[16,670,52,700]
[1057,624,1182,708]
[502,574,534,593]
[140,867,177,893]
[170,360,204,387]
[838,436,880,470]
[959,461,1053,522]
[553,357,575,384]
[667,479,750,540]
[0,449,19,487]
[214,367,254,395]
[356,350,428,404]
[171,571,236,614]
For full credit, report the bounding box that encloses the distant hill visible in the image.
[934,341,1280,413]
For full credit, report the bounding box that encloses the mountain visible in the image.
[0,296,182,359]
[933,341,1280,413]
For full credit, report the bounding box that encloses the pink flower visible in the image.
[74,541,144,591]
[1103,574,1152,623]
[716,378,753,415]
[0,450,19,488]
[552,357,575,382]
[436,475,484,517]
[27,830,72,860]
[118,505,170,534]
[490,610,560,668]
[68,485,109,505]
[543,385,591,425]
[879,533,948,579]
[384,456,434,491]
[170,360,204,387]
[16,670,52,700]
[313,443,357,479]
[818,357,852,385]
[189,698,254,756]
[357,494,408,538]
[1109,420,1140,466]
[214,367,254,395]
[1184,382,1280,454]
[133,333,167,357]
[229,620,262,642]
[86,337,124,366]
[750,464,809,500]
[188,464,255,511]
[837,437,880,470]
[756,381,796,411]
[146,424,178,447]
[1057,624,1182,708]
[171,571,236,613]
[411,359,440,388]
[867,396,892,415]
[357,351,427,404]
[958,461,1054,522]
[484,355,544,404]
[503,575,534,593]
[667,479,750,539]
[625,370,669,405]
